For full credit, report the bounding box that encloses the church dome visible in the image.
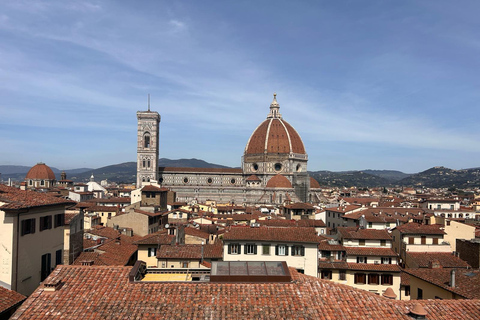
[244,94,306,156]
[266,174,292,188]
[310,177,321,189]
[25,162,56,180]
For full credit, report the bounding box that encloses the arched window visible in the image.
[40,180,45,186]
[143,160,146,168]
[144,133,151,148]
[147,177,150,182]
[29,180,33,186]
[147,160,151,168]
[142,178,145,182]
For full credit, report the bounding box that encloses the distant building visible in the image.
[24,162,56,190]
[135,94,321,205]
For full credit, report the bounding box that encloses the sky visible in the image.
[1,1,479,173]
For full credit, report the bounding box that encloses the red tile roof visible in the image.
[133,231,175,245]
[141,185,169,192]
[283,202,315,210]
[406,252,471,268]
[394,223,445,235]
[266,174,292,188]
[184,227,210,239]
[346,263,401,272]
[404,269,480,299]
[258,219,326,228]
[223,226,320,243]
[246,174,261,182]
[0,185,74,210]
[12,265,480,319]
[310,177,321,189]
[25,162,56,180]
[0,286,25,314]
[157,244,204,259]
[337,227,392,240]
[345,247,398,257]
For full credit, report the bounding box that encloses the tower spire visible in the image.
[267,92,282,119]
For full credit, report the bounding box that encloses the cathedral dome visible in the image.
[244,94,306,156]
[266,174,292,188]
[310,177,321,189]
[25,162,56,180]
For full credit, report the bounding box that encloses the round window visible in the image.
[252,163,259,171]
[230,178,236,185]
[207,178,213,184]
[274,163,282,172]
[183,177,189,183]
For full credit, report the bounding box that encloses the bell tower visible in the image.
[136,97,160,188]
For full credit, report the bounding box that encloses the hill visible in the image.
[309,170,391,188]
[362,170,411,181]
[396,166,480,188]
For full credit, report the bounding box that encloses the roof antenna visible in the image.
[148,94,150,111]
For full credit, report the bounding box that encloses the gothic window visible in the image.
[143,160,146,168]
[142,178,146,182]
[144,133,151,148]
[147,160,151,168]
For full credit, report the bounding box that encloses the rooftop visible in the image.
[394,223,445,235]
[223,226,320,243]
[0,184,74,211]
[11,264,480,319]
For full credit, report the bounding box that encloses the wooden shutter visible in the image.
[285,246,289,256]
[228,244,231,254]
[21,220,26,236]
[356,257,359,263]
[301,246,305,256]
[275,245,279,255]
[253,245,257,254]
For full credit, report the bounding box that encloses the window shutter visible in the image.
[253,245,257,254]
[21,220,26,236]
[301,246,305,256]
[285,246,289,256]
[228,244,231,254]
[389,257,392,264]
[238,245,242,255]
[275,245,278,255]
[356,257,359,263]
[365,257,367,264]
[32,219,36,234]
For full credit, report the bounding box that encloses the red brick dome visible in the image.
[244,94,306,156]
[25,163,56,180]
[310,177,320,189]
[266,174,292,188]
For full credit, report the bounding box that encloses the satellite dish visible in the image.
[165,224,170,229]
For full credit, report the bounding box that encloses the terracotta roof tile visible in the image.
[25,163,56,180]
[404,268,480,299]
[184,227,210,239]
[345,247,398,257]
[266,174,292,188]
[12,265,480,319]
[347,263,401,272]
[338,227,392,240]
[133,231,175,245]
[223,226,320,243]
[0,185,74,210]
[394,223,445,235]
[0,286,26,314]
[406,252,471,268]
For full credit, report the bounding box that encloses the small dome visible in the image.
[25,163,56,180]
[266,174,292,188]
[310,177,321,189]
[246,174,261,182]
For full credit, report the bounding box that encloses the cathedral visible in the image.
[136,94,321,205]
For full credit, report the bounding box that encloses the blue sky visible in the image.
[1,1,479,173]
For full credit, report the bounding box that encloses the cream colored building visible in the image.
[443,220,476,252]
[0,185,72,296]
[222,226,319,277]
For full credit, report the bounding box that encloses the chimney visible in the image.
[428,260,442,269]
[81,260,94,266]
[382,287,397,300]
[450,269,456,288]
[43,280,62,292]
[409,303,427,319]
